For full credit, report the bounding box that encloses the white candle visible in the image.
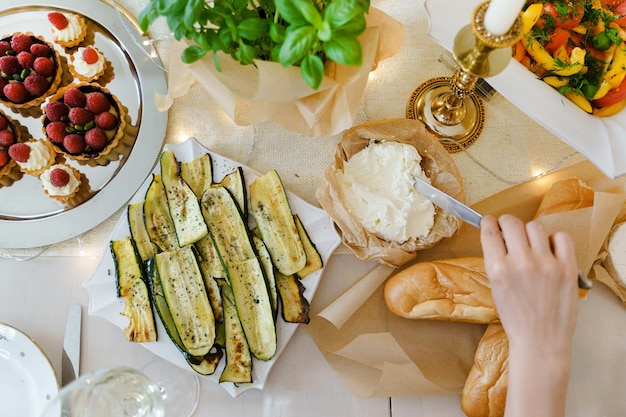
[483,0,526,35]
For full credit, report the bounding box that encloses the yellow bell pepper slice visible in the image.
[592,98,626,117]
[543,76,569,88]
[605,43,626,87]
[521,37,586,76]
[592,80,613,100]
[521,3,543,35]
[565,91,593,113]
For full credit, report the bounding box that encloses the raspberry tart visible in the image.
[0,33,63,109]
[42,83,127,161]
[39,162,81,201]
[47,11,87,49]
[8,139,56,176]
[69,46,108,82]
[0,110,24,188]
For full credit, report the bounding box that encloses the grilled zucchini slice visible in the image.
[180,153,213,199]
[160,150,208,247]
[144,174,180,252]
[128,201,158,262]
[293,214,323,278]
[195,236,225,323]
[146,257,222,375]
[217,278,252,383]
[111,237,157,342]
[275,271,311,324]
[249,170,306,275]
[218,167,246,214]
[201,186,277,361]
[253,235,278,320]
[154,247,215,356]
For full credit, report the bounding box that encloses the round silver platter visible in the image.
[0,0,167,249]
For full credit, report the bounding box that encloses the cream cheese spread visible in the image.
[40,164,80,197]
[337,140,435,243]
[51,13,83,43]
[72,47,105,78]
[606,222,626,287]
[16,141,51,172]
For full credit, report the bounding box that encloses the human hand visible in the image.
[479,214,579,355]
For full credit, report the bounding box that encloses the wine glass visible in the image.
[40,363,199,417]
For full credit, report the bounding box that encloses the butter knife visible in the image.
[412,176,483,228]
[412,176,593,291]
[61,304,81,386]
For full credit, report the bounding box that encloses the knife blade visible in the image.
[61,304,81,386]
[412,176,593,291]
[412,175,483,228]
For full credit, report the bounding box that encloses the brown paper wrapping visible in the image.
[308,160,626,398]
[155,8,404,137]
[315,118,464,268]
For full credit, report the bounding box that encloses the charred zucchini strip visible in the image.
[276,271,310,324]
[217,279,252,383]
[253,235,278,320]
[160,150,208,247]
[155,247,215,356]
[146,257,222,375]
[180,153,213,199]
[249,170,306,275]
[201,186,277,361]
[218,167,246,214]
[111,237,157,342]
[144,174,180,252]
[195,236,225,323]
[293,214,323,278]
[128,201,158,262]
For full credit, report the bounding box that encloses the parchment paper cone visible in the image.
[316,118,465,268]
[308,160,626,398]
[154,8,404,137]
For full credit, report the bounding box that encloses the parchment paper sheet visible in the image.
[155,8,403,137]
[308,160,626,411]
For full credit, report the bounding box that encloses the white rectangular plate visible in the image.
[83,137,342,397]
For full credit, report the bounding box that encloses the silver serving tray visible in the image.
[0,0,167,248]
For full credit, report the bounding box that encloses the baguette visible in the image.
[533,177,594,219]
[461,324,509,417]
[461,176,593,417]
[383,257,498,324]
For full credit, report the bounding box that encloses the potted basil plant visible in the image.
[139,0,371,90]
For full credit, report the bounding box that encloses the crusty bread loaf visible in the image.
[533,177,594,219]
[383,257,498,323]
[461,324,509,417]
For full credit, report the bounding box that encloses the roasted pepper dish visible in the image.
[514,0,626,116]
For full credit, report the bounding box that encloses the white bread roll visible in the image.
[533,177,594,219]
[461,324,509,417]
[383,257,498,324]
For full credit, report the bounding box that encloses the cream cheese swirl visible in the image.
[337,140,435,243]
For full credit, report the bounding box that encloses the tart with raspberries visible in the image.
[39,162,81,202]
[47,12,87,49]
[0,110,24,188]
[69,46,108,82]
[8,139,57,177]
[42,83,127,161]
[0,33,63,109]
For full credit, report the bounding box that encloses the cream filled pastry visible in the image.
[40,163,81,200]
[8,140,55,176]
[47,12,87,48]
[337,140,435,243]
[70,47,106,81]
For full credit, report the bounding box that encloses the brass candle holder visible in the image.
[407,1,523,152]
